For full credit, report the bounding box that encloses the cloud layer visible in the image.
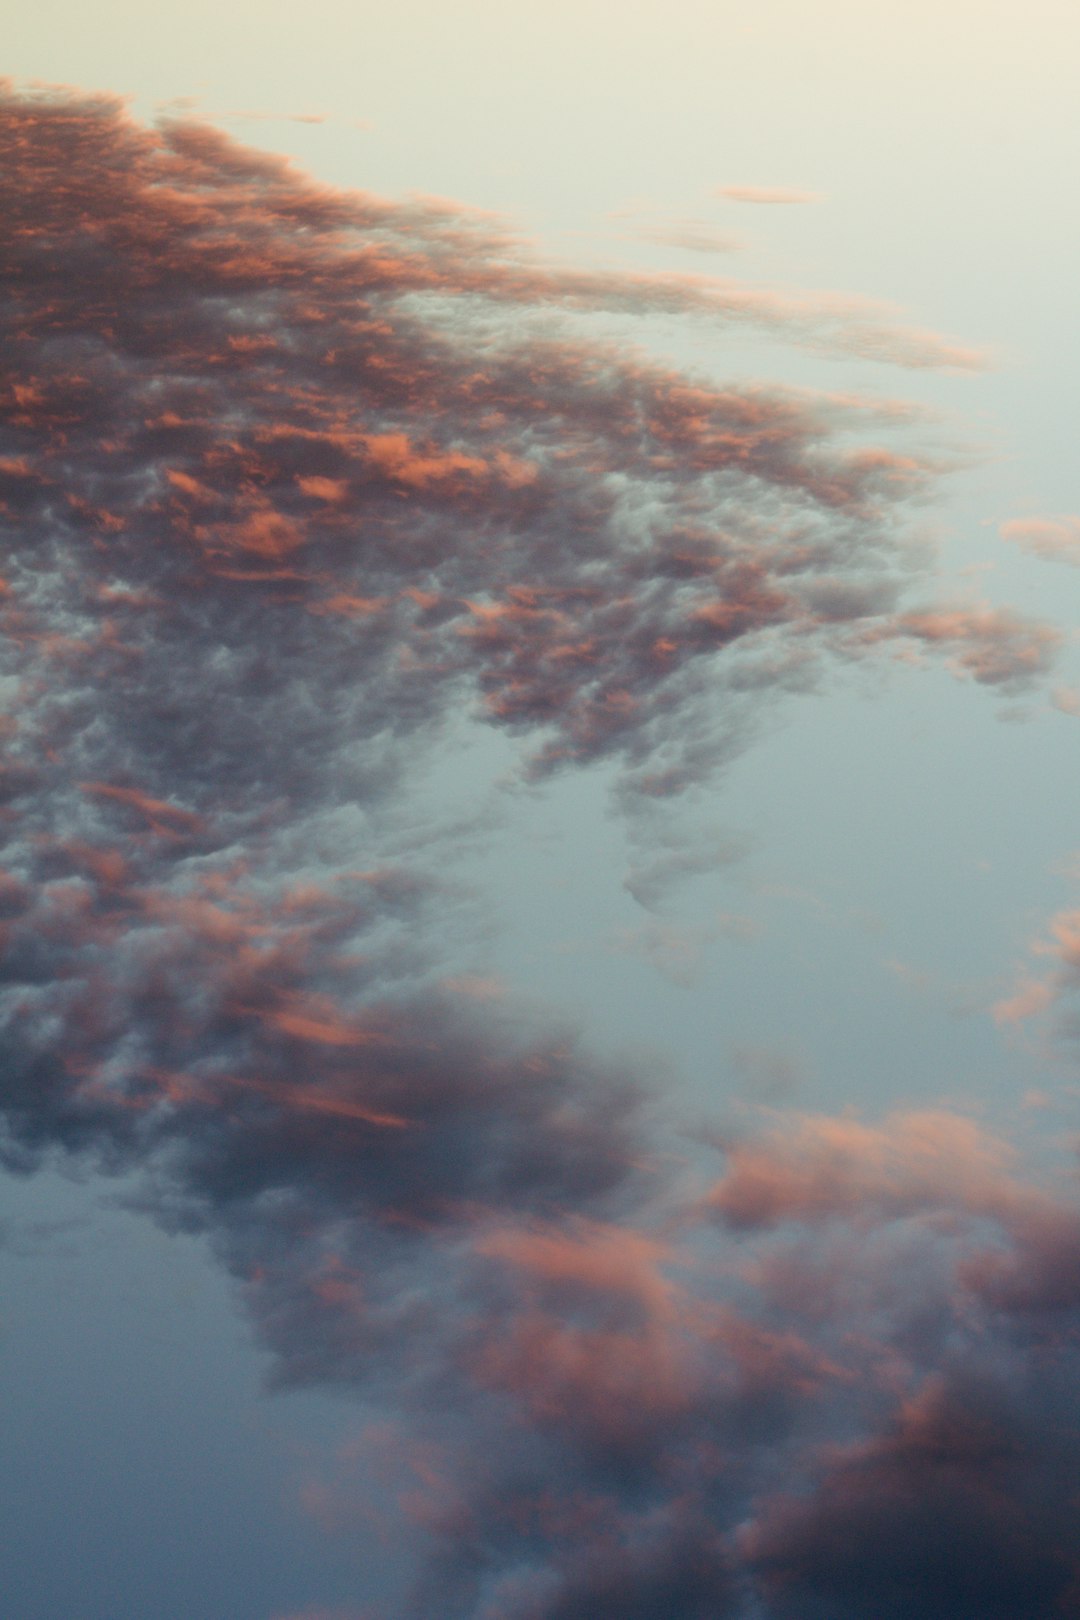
[1,83,1076,1619]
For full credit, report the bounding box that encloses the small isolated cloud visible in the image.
[1001,514,1080,567]
[716,185,824,205]
[1052,686,1080,717]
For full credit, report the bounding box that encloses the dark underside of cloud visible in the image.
[1,83,1077,1619]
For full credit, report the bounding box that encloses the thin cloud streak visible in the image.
[633,222,745,255]
[716,185,824,206]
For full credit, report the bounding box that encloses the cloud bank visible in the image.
[0,83,1076,1618]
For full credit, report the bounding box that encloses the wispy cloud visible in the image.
[993,895,1080,1030]
[607,205,745,256]
[633,220,744,254]
[856,601,1062,689]
[716,185,824,205]
[1052,685,1080,717]
[222,109,329,125]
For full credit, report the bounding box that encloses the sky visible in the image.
[2,5,1080,1617]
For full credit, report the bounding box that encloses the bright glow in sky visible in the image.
[3,6,1080,1618]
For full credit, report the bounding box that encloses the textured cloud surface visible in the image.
[2,83,1078,1618]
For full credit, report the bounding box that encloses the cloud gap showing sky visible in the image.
[2,82,1080,1620]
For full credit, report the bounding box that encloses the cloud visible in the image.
[708,1110,1080,1620]
[993,899,1080,1032]
[623,828,749,912]
[608,207,745,256]
[1052,685,1080,717]
[474,1503,738,1620]
[993,974,1055,1025]
[703,1107,1036,1230]
[742,1369,1080,1620]
[0,82,974,1183]
[1001,514,1080,567]
[388,1105,1080,1617]
[858,602,1062,689]
[716,185,824,205]
[634,222,744,254]
[0,82,1077,1619]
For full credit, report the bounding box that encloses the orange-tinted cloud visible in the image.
[716,185,824,205]
[1001,514,1080,567]
[992,899,1080,1031]
[705,1108,1036,1230]
[79,781,206,834]
[859,602,1061,689]
[476,1217,678,1316]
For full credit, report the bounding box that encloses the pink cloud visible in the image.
[705,1108,1038,1230]
[858,601,1062,689]
[992,974,1055,1025]
[1052,685,1080,717]
[476,1217,679,1316]
[1001,514,1080,566]
[716,184,824,205]
[992,901,1080,1033]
